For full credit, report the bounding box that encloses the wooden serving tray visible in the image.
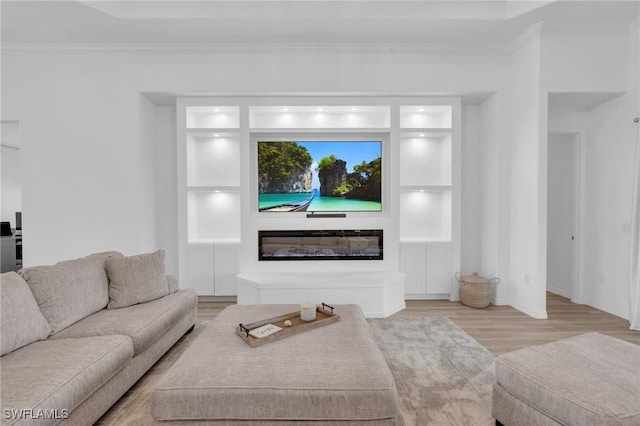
[236,304,340,347]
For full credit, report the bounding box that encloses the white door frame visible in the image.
[573,131,586,304]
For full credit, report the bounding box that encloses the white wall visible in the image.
[479,92,511,304]
[1,122,21,224]
[508,24,548,318]
[582,92,637,319]
[542,20,639,320]
[461,104,482,274]
[543,30,629,93]
[1,46,507,268]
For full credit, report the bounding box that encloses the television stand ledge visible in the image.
[235,271,406,318]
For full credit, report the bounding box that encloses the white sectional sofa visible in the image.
[0,250,198,426]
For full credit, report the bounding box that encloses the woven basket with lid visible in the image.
[456,272,500,309]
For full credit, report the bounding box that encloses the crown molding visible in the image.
[510,22,543,53]
[0,41,509,57]
[541,22,632,37]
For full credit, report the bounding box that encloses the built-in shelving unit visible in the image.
[397,104,460,299]
[177,97,460,303]
[179,105,242,295]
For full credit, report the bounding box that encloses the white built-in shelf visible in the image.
[179,97,459,301]
[399,189,452,242]
[400,185,452,192]
[399,106,452,129]
[186,128,240,135]
[188,239,242,245]
[399,129,452,136]
[187,191,241,242]
[187,186,240,192]
[399,133,452,187]
[186,133,241,187]
[186,106,240,129]
[249,105,391,129]
[399,237,452,243]
[249,128,391,134]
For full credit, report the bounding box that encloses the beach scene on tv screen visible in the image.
[258,141,382,212]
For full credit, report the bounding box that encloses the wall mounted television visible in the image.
[258,141,382,213]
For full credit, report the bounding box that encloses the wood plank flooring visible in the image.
[96,293,639,425]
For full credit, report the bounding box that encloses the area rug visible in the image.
[368,317,496,426]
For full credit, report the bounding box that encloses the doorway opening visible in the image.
[547,132,582,303]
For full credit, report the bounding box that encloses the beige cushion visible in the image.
[0,272,51,356]
[166,274,179,294]
[152,304,399,422]
[51,289,198,355]
[1,335,133,424]
[495,332,640,426]
[106,250,169,309]
[19,251,122,334]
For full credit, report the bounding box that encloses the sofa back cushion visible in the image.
[20,251,122,334]
[1,272,51,355]
[106,250,169,309]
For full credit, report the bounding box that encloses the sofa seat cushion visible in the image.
[495,332,640,425]
[19,251,123,334]
[1,272,51,356]
[0,335,132,426]
[50,289,197,355]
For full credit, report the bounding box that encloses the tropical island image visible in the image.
[258,141,382,212]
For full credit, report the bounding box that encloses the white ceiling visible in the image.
[1,1,638,48]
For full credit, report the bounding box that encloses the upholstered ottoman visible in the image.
[152,304,399,425]
[492,332,640,426]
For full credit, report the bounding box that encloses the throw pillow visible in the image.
[106,250,169,309]
[1,272,51,355]
[20,251,122,334]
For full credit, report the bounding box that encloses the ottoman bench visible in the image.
[152,304,400,425]
[492,332,640,426]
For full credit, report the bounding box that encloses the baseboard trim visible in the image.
[511,301,548,319]
[547,286,571,298]
[198,295,237,303]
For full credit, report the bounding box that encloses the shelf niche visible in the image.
[186,133,240,187]
[399,190,452,242]
[186,106,240,129]
[249,106,390,129]
[399,105,452,129]
[187,191,241,243]
[399,133,452,187]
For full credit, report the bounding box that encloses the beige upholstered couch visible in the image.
[0,250,198,426]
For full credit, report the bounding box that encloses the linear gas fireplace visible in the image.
[259,229,383,261]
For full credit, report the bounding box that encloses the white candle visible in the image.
[300,302,316,322]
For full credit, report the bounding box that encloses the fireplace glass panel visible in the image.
[259,230,383,261]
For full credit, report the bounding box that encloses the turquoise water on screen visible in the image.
[259,192,381,212]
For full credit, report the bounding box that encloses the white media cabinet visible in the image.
[236,271,406,318]
[176,96,460,315]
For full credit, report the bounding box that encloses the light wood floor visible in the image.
[97,293,639,425]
